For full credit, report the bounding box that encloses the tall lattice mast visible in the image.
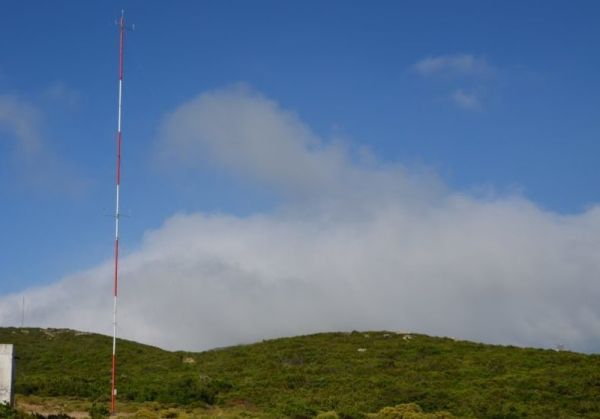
[111,9,126,415]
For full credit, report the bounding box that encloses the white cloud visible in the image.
[0,95,43,155]
[413,53,492,77]
[412,54,494,110]
[0,94,86,194]
[2,87,599,353]
[42,82,81,109]
[452,89,481,110]
[155,84,444,205]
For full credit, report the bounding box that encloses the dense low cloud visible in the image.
[1,86,599,352]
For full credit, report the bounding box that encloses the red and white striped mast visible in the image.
[111,9,126,415]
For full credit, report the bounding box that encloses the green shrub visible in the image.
[0,403,19,419]
[317,411,340,418]
[88,402,110,419]
[281,400,317,418]
[338,408,366,419]
[161,409,179,418]
[132,409,159,419]
[160,375,217,405]
[367,403,456,419]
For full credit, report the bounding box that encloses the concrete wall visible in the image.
[0,344,15,406]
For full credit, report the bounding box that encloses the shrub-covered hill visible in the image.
[1,327,599,418]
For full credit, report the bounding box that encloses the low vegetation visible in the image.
[0,328,599,418]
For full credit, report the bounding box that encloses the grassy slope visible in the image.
[1,328,599,418]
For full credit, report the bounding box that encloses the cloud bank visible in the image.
[1,86,599,353]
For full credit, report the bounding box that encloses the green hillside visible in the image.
[1,327,599,418]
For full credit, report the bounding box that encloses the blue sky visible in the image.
[0,1,599,350]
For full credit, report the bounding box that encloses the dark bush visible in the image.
[337,407,366,419]
[281,400,317,419]
[159,375,218,405]
[0,403,19,419]
[88,402,110,419]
